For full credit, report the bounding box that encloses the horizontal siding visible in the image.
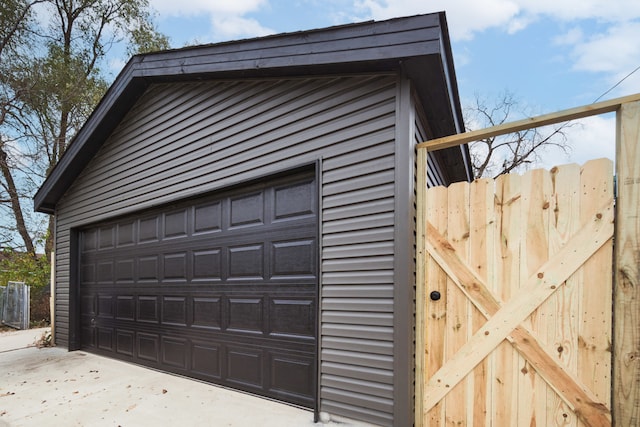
[321,386,393,418]
[322,288,393,298]
[323,242,394,258]
[322,184,395,210]
[322,399,393,426]
[62,78,396,224]
[322,361,393,383]
[319,102,397,424]
[322,337,394,355]
[322,312,393,328]
[323,375,393,398]
[415,99,447,188]
[54,74,399,425]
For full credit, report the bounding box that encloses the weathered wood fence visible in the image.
[416,94,640,426]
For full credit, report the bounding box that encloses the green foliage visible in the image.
[127,15,171,55]
[0,250,49,288]
[0,0,35,57]
[0,0,170,256]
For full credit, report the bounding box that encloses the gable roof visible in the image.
[34,12,471,214]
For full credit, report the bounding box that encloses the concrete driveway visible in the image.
[0,329,366,427]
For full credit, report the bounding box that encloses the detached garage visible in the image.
[35,13,471,426]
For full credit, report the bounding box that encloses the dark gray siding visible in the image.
[53,74,448,426]
[415,96,447,188]
[131,15,441,78]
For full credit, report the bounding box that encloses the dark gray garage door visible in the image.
[78,170,318,408]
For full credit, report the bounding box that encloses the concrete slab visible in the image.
[0,330,375,427]
[0,328,49,353]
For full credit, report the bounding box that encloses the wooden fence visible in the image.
[416,94,640,426]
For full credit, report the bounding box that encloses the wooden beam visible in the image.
[613,100,640,426]
[417,92,640,151]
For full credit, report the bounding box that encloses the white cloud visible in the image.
[571,22,640,73]
[515,0,640,22]
[553,27,584,46]
[537,115,616,169]
[566,21,640,97]
[356,0,640,41]
[149,0,268,16]
[211,16,275,39]
[355,0,521,40]
[148,0,273,41]
[356,1,640,100]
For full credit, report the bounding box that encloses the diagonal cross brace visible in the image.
[422,199,614,427]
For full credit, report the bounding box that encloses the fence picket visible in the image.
[419,159,614,426]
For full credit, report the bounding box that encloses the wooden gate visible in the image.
[420,160,613,425]
[416,95,640,426]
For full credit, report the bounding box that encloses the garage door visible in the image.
[78,170,318,408]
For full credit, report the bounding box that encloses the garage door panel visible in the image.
[272,239,316,277]
[116,296,135,320]
[97,261,114,283]
[163,252,188,280]
[83,229,97,251]
[227,297,264,334]
[137,296,159,323]
[79,170,317,408]
[138,256,159,281]
[115,259,134,282]
[227,346,264,388]
[191,341,222,379]
[270,353,315,397]
[81,263,96,284]
[99,225,115,249]
[163,208,189,239]
[192,297,222,329]
[194,201,222,234]
[137,332,160,362]
[116,221,135,246]
[229,191,265,228]
[274,179,316,221]
[162,336,188,369]
[97,295,113,317]
[228,244,264,279]
[98,327,114,351]
[81,293,95,314]
[193,249,222,280]
[269,298,315,338]
[82,326,95,347]
[116,330,135,356]
[161,296,187,326]
[139,216,160,242]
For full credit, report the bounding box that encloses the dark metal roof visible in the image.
[34,12,471,214]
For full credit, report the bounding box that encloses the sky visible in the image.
[119,0,640,169]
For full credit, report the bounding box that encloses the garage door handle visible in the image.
[91,318,96,326]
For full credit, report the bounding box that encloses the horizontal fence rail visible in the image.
[416,94,640,426]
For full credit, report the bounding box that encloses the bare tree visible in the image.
[464,91,572,179]
[0,0,44,252]
[0,0,169,258]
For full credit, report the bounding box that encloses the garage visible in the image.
[35,14,473,426]
[77,169,318,408]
